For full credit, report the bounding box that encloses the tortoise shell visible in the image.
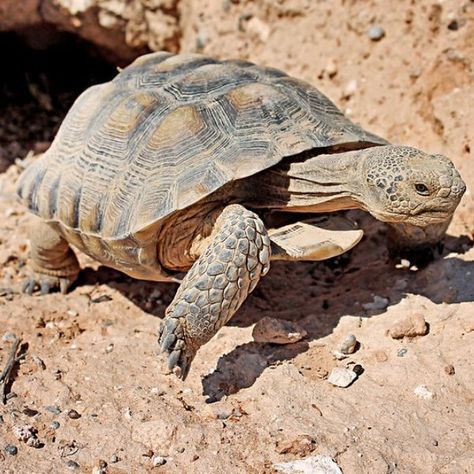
[17,52,386,240]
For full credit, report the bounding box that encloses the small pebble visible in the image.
[374,350,388,362]
[14,424,37,442]
[342,79,358,99]
[50,421,61,430]
[152,455,167,467]
[395,259,411,269]
[432,439,439,447]
[446,48,464,62]
[150,387,166,396]
[447,19,459,31]
[111,454,120,463]
[52,369,62,380]
[332,351,348,360]
[23,407,39,417]
[340,334,357,354]
[5,444,18,455]
[367,25,385,41]
[352,364,364,376]
[414,384,434,400]
[105,343,114,353]
[389,313,428,339]
[252,317,307,344]
[444,364,455,375]
[2,332,17,342]
[67,310,78,317]
[27,437,43,448]
[246,17,271,42]
[66,460,80,470]
[46,405,61,415]
[67,409,81,419]
[327,367,357,388]
[397,348,408,357]
[363,295,389,311]
[325,58,338,78]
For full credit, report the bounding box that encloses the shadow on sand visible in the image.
[78,216,473,402]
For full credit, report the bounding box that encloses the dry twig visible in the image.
[0,335,21,404]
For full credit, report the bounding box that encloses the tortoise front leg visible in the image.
[23,218,80,294]
[158,204,271,380]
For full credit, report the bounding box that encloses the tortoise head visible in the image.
[361,145,466,227]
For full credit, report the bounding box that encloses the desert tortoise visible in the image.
[16,52,465,379]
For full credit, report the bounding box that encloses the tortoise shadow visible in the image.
[79,217,474,402]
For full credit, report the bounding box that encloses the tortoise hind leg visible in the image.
[23,218,80,295]
[158,204,271,380]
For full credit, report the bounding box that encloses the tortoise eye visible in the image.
[415,183,430,195]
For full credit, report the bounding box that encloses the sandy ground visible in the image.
[0,0,473,472]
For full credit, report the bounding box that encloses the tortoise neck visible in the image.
[270,149,370,213]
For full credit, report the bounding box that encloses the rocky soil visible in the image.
[0,0,473,472]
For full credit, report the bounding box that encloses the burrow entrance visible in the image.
[0,27,120,172]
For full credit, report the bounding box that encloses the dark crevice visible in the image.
[0,27,118,172]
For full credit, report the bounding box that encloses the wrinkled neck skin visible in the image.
[251,149,370,213]
[244,147,453,253]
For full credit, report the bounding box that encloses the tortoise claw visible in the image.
[22,279,37,295]
[40,280,54,295]
[59,278,72,294]
[158,317,195,381]
[21,274,75,295]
